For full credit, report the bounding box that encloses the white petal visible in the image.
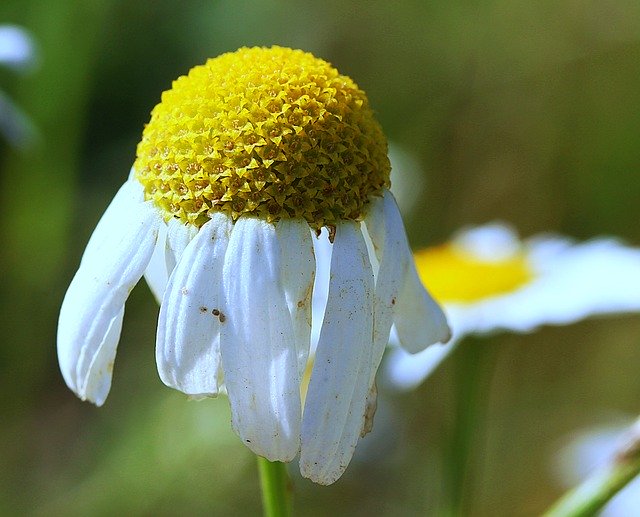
[385,340,459,390]
[310,228,333,355]
[166,216,198,272]
[0,25,35,68]
[364,196,405,387]
[156,213,231,397]
[144,222,169,303]
[57,196,161,406]
[438,234,640,339]
[276,219,315,377]
[81,179,145,265]
[79,307,124,400]
[453,222,521,261]
[220,217,301,461]
[374,191,450,352]
[300,221,375,485]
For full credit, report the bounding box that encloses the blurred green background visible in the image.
[1,1,640,515]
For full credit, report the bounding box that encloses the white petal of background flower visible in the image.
[0,25,35,69]
[554,419,640,517]
[453,222,521,262]
[276,219,315,378]
[385,342,455,391]
[388,142,426,217]
[385,223,640,390]
[57,194,161,405]
[448,237,640,336]
[156,213,231,397]
[300,221,375,485]
[220,217,301,462]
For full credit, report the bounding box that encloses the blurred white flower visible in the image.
[0,25,35,69]
[388,143,427,217]
[554,419,640,517]
[0,24,37,148]
[386,223,640,389]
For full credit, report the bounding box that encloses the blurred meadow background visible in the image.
[1,1,640,515]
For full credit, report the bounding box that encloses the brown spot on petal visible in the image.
[212,308,226,323]
[360,382,378,438]
[327,225,336,243]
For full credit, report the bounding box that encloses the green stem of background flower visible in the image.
[446,337,497,516]
[543,419,640,517]
[257,457,292,517]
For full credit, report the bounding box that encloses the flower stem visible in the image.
[446,337,497,515]
[543,419,640,517]
[257,457,292,517]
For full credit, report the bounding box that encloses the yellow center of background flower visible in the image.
[414,243,534,303]
[134,46,391,229]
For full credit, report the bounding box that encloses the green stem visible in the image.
[257,457,292,517]
[446,337,497,516]
[543,421,640,517]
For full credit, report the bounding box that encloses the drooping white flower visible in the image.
[386,223,640,390]
[57,46,449,485]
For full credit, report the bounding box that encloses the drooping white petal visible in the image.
[156,213,231,397]
[79,307,124,400]
[364,195,406,387]
[57,196,161,406]
[310,228,333,355]
[166,216,198,272]
[276,219,315,378]
[81,179,145,265]
[144,222,169,303]
[375,191,450,353]
[143,216,199,308]
[300,221,375,485]
[220,217,301,462]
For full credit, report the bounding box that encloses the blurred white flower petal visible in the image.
[0,25,36,69]
[0,25,38,148]
[554,419,640,517]
[386,223,640,389]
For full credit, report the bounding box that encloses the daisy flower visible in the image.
[0,24,37,148]
[57,46,450,485]
[386,223,640,390]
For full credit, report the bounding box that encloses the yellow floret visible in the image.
[134,46,391,229]
[414,244,534,304]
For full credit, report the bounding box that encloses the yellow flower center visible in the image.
[134,46,391,229]
[414,243,534,304]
